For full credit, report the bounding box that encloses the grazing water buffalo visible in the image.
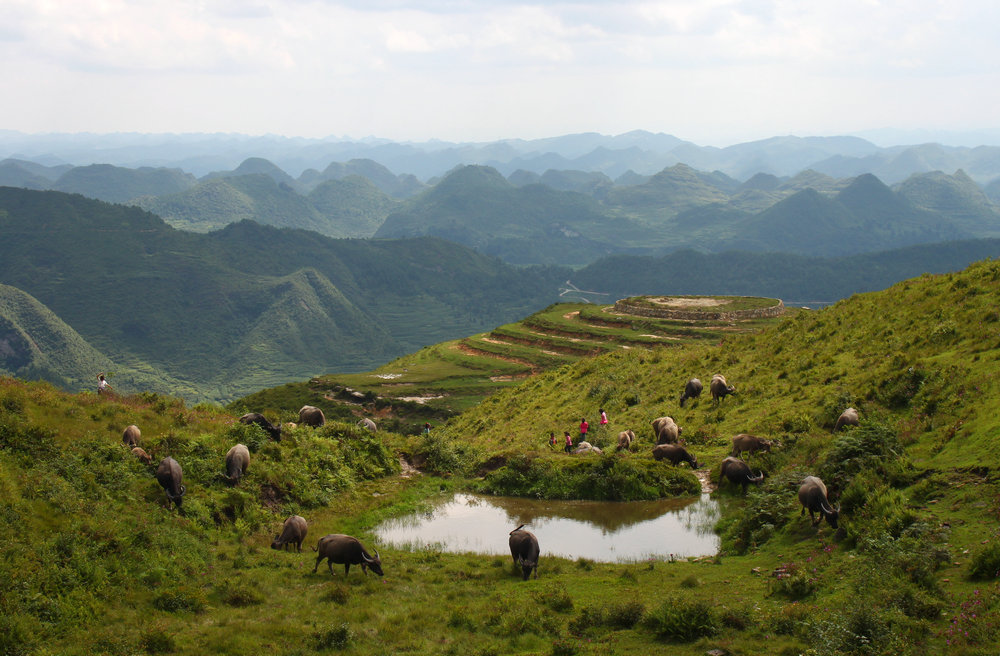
[239,412,282,441]
[298,405,326,428]
[679,378,703,407]
[798,476,840,529]
[718,456,764,492]
[312,534,383,577]
[710,374,737,404]
[730,434,772,458]
[508,524,540,580]
[271,515,308,552]
[651,416,683,445]
[357,417,378,432]
[617,429,636,452]
[652,444,699,468]
[834,407,859,432]
[156,457,186,509]
[224,444,250,485]
[122,424,141,447]
[131,446,152,465]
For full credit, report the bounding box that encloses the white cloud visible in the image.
[0,0,997,141]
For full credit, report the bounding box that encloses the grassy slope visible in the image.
[6,261,1000,654]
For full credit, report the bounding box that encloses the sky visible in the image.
[2,0,999,146]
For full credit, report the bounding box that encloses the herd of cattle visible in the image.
[121,378,853,581]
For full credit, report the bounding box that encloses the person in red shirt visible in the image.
[599,408,608,425]
[579,417,589,443]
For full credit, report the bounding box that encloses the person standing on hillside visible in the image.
[564,431,574,453]
[599,409,608,426]
[97,373,111,396]
[579,417,589,443]
[548,431,557,449]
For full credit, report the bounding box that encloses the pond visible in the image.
[373,492,720,563]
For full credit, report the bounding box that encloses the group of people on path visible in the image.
[549,408,608,453]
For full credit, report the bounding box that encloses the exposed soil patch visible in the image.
[650,296,729,307]
[394,395,445,404]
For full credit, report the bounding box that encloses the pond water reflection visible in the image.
[374,493,720,562]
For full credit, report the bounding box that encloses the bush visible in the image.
[140,627,177,654]
[312,623,353,650]
[644,597,718,642]
[968,542,1000,581]
[151,586,206,613]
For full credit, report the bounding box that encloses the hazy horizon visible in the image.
[2,1,998,147]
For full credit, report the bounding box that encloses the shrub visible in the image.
[605,600,645,628]
[643,597,718,642]
[312,623,353,650]
[151,586,206,613]
[968,543,1000,581]
[140,627,177,654]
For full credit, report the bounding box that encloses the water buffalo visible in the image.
[122,424,141,447]
[834,407,859,432]
[357,417,378,432]
[156,457,186,509]
[730,434,772,458]
[652,443,699,468]
[710,374,737,404]
[224,444,250,485]
[508,524,539,580]
[617,429,636,452]
[271,515,308,552]
[298,405,326,428]
[651,416,683,445]
[131,446,152,465]
[718,456,764,492]
[239,412,282,441]
[312,534,383,577]
[798,476,840,529]
[679,378,703,407]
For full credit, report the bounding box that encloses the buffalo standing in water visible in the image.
[156,457,186,509]
[508,524,540,580]
[312,534,383,577]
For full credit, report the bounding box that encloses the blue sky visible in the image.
[2,0,998,146]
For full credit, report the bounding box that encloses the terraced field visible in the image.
[235,296,794,431]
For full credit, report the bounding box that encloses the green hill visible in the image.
[375,165,637,265]
[5,259,1000,654]
[0,188,566,401]
[895,169,1000,236]
[51,163,197,203]
[0,283,186,394]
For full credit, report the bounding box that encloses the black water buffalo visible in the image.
[271,515,308,552]
[651,416,683,445]
[122,424,141,447]
[508,524,540,580]
[131,446,152,465]
[652,444,699,468]
[679,378,703,407]
[239,412,282,441]
[718,456,763,492]
[710,374,737,403]
[156,457,186,509]
[730,433,772,458]
[298,405,326,428]
[834,407,859,432]
[224,444,250,485]
[357,417,378,432]
[617,429,636,452]
[798,476,840,529]
[312,534,383,577]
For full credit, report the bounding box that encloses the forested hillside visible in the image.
[0,188,565,401]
